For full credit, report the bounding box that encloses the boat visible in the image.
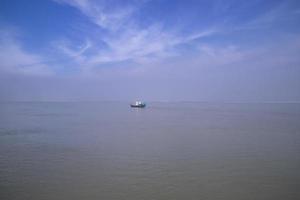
[130,101,146,108]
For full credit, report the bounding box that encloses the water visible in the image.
[0,102,299,200]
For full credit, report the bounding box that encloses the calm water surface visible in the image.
[0,102,300,200]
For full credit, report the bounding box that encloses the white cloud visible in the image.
[54,0,137,30]
[53,0,217,66]
[0,29,53,76]
[53,38,92,66]
[234,1,299,31]
[56,39,91,57]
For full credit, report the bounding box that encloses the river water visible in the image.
[0,102,299,200]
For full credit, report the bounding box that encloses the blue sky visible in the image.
[0,0,300,101]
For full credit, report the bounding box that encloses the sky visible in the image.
[0,0,300,102]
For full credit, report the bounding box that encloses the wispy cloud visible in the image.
[50,0,300,76]
[53,38,92,67]
[56,39,91,57]
[54,0,139,30]
[235,1,300,31]
[2,0,299,77]
[0,28,53,76]
[89,26,217,65]
[53,0,217,67]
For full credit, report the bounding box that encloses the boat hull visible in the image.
[130,104,146,108]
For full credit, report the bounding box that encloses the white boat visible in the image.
[130,101,146,108]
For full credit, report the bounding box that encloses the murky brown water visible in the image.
[1,102,299,200]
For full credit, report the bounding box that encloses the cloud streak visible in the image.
[54,0,139,30]
[53,0,217,67]
[0,29,53,76]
